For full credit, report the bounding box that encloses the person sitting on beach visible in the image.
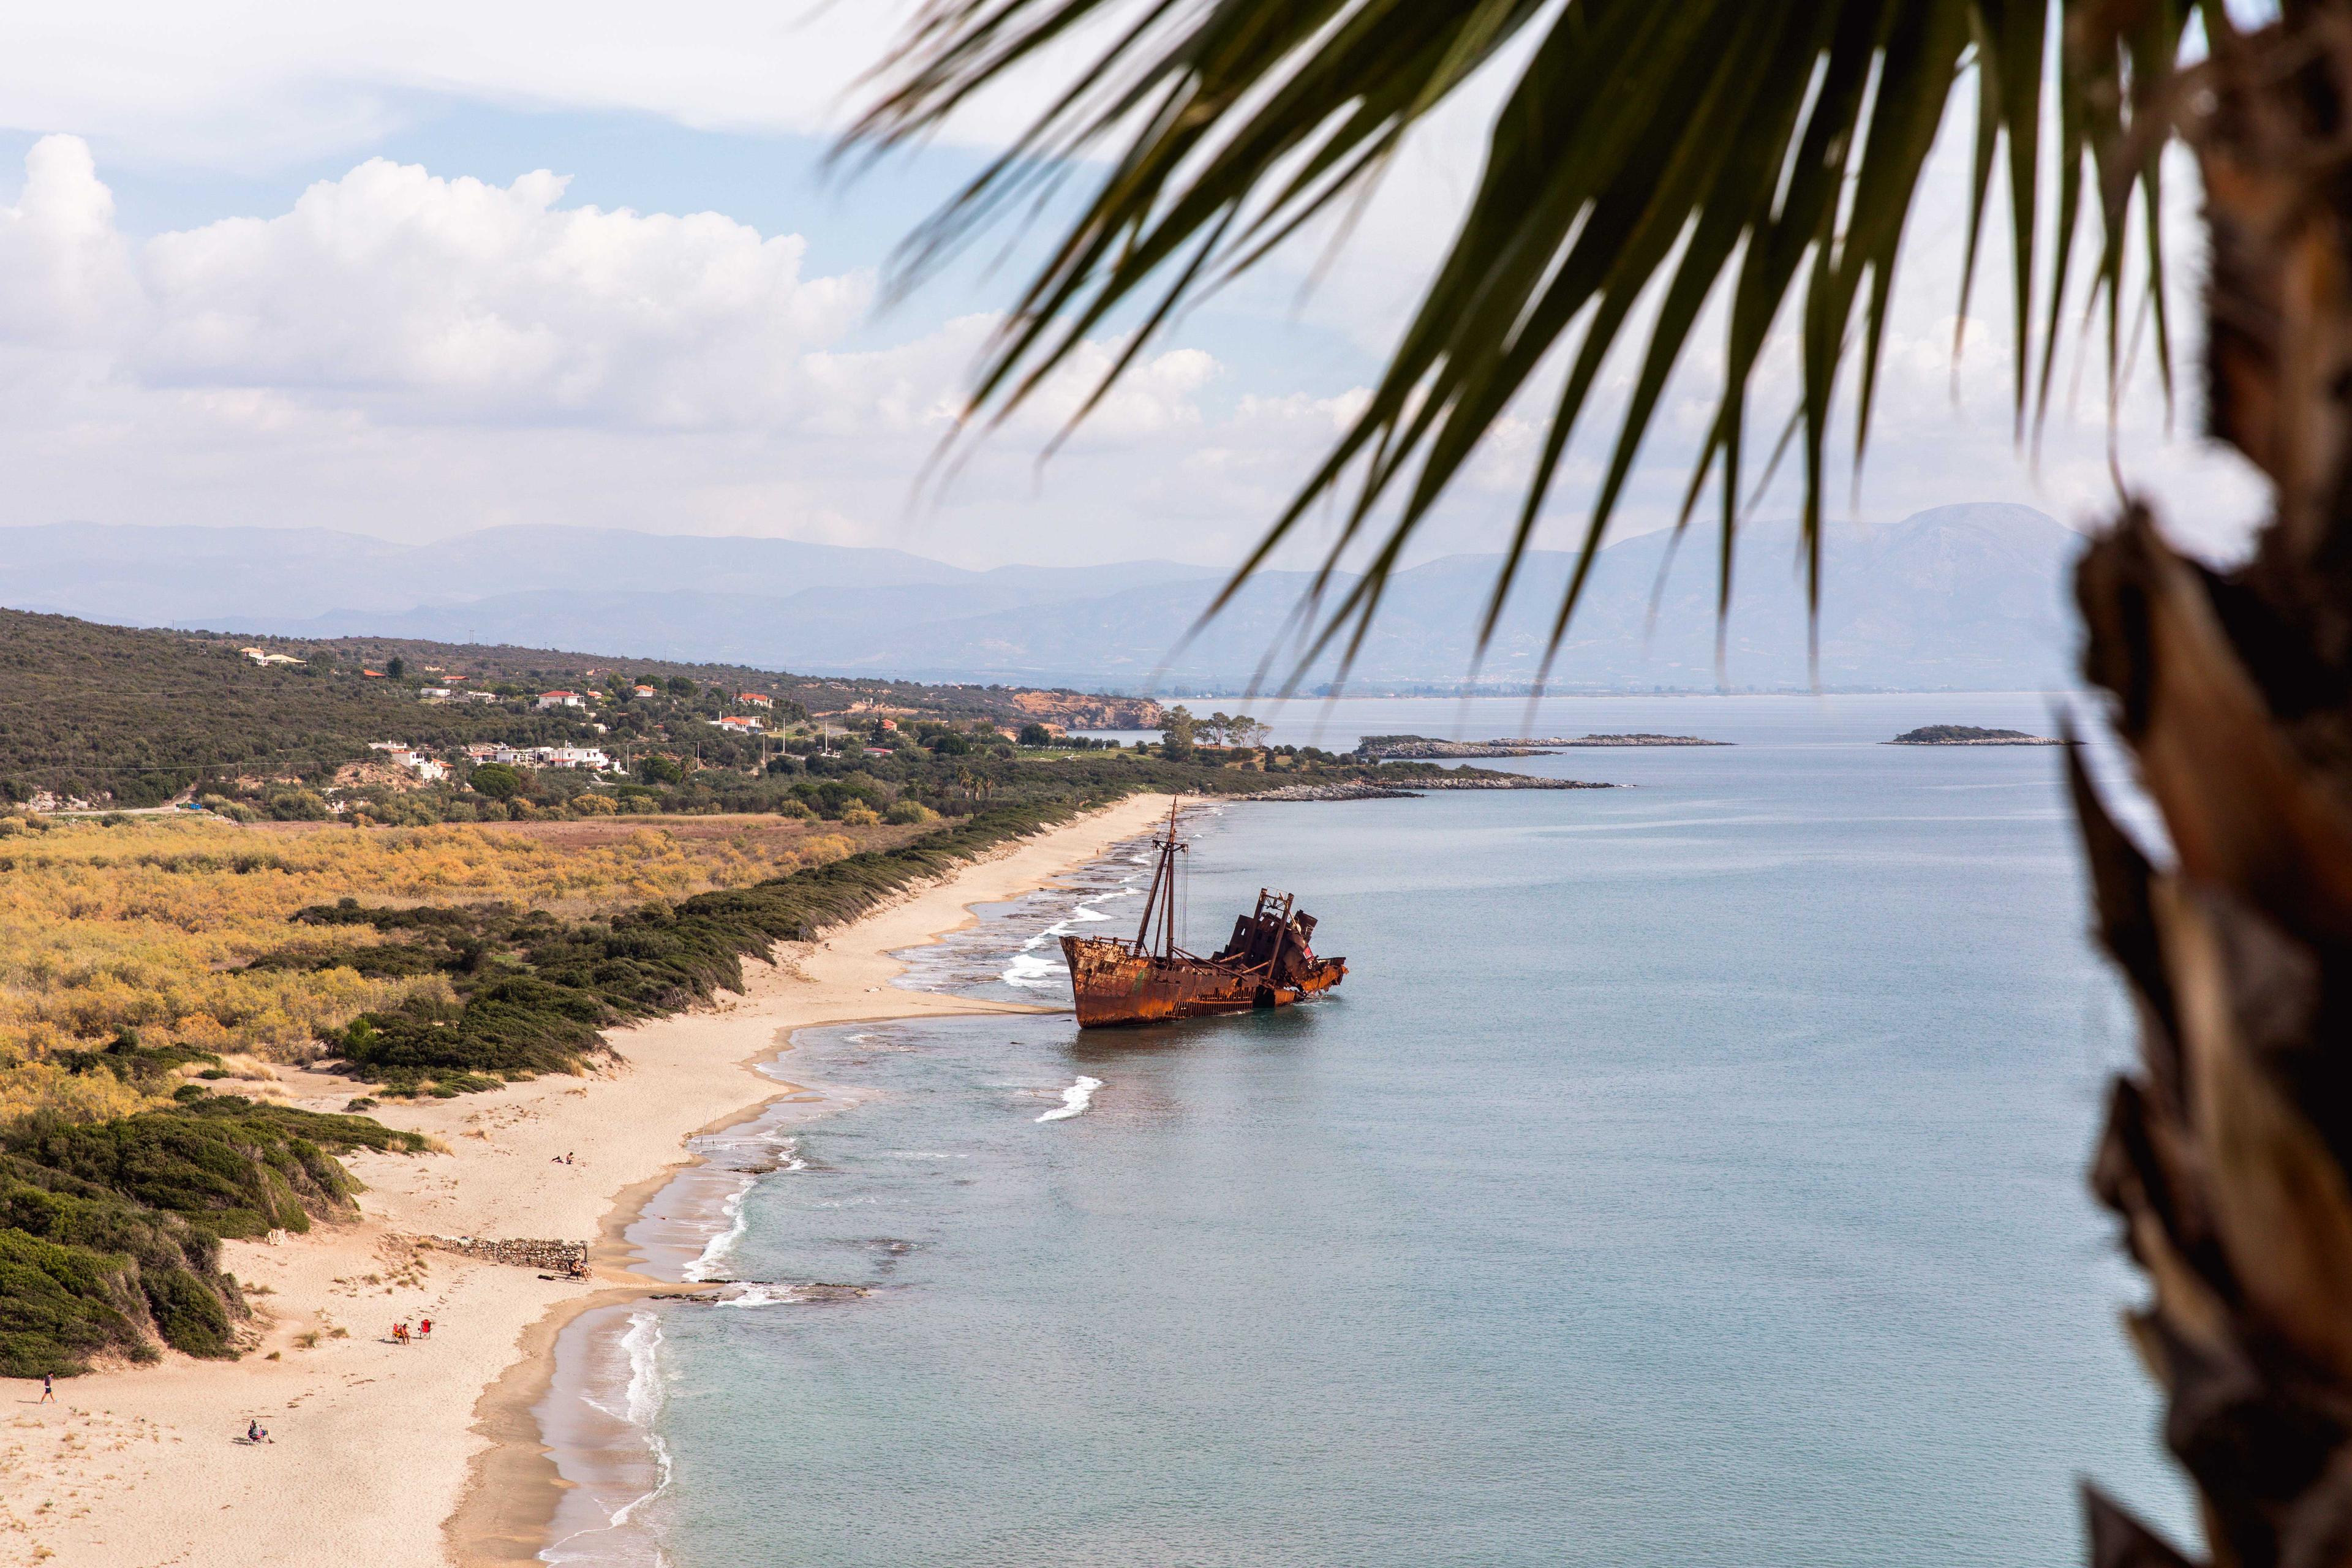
[393,1322,408,1345]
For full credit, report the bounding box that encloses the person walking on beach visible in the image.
[246,1418,270,1444]
[37,1373,54,1403]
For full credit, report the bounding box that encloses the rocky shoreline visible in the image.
[1536,733,1727,747]
[1250,774,1619,801]
[1359,732,1722,758]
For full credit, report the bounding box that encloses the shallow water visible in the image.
[553,693,2193,1566]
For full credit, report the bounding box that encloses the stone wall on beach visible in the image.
[423,1235,587,1272]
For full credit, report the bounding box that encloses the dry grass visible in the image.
[0,814,865,1120]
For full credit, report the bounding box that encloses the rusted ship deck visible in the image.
[1060,799,1345,1027]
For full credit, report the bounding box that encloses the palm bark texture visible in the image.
[2075,14,2352,1567]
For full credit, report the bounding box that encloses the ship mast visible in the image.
[1131,794,1185,959]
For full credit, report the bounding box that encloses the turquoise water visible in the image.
[573,695,2191,1566]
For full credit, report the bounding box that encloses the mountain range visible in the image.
[0,502,2082,692]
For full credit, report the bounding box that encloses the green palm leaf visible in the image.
[845,0,2191,686]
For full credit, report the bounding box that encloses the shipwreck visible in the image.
[1061,798,1346,1027]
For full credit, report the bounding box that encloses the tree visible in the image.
[665,676,695,699]
[930,730,970,756]
[638,755,684,786]
[1159,705,1196,760]
[467,763,522,801]
[1017,722,1054,748]
[386,657,404,680]
[851,8,2352,1564]
[1225,715,1267,749]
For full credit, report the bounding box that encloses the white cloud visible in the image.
[0,134,137,342]
[0,2,1091,172]
[135,156,873,426]
[0,137,1269,565]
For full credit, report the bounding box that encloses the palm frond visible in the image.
[844,0,2192,687]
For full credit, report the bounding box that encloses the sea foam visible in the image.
[1036,1076,1104,1123]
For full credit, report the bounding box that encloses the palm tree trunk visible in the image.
[2075,15,2352,1566]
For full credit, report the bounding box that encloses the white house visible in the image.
[532,746,612,771]
[714,715,763,734]
[367,742,450,783]
[537,690,586,710]
[737,692,773,708]
[417,687,454,699]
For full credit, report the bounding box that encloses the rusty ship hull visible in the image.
[1060,935,1346,1027]
[1062,800,1348,1028]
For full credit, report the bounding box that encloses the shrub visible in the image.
[0,1093,429,1371]
[840,805,881,827]
[0,1227,143,1377]
[882,801,937,826]
[266,790,331,821]
[318,801,1095,1091]
[572,793,617,816]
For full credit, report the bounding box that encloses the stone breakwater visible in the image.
[424,1235,589,1273]
[1250,775,1618,801]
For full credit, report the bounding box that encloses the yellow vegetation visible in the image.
[1,815,856,1121]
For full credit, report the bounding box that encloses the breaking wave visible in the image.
[1036,1076,1104,1123]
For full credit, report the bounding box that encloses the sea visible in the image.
[533,693,2194,1568]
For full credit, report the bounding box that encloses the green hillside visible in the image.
[0,610,1155,808]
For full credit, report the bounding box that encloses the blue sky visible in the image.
[0,5,2271,571]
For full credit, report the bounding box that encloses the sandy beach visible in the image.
[0,793,1174,1568]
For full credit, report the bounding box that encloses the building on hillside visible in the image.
[459,690,499,704]
[417,687,454,699]
[878,718,898,731]
[714,716,763,734]
[532,746,612,771]
[367,742,448,783]
[239,647,304,666]
[537,691,586,710]
[737,692,772,708]
[633,685,657,698]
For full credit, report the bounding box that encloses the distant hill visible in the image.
[0,502,2082,692]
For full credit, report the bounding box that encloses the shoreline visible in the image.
[7,793,1175,1568]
